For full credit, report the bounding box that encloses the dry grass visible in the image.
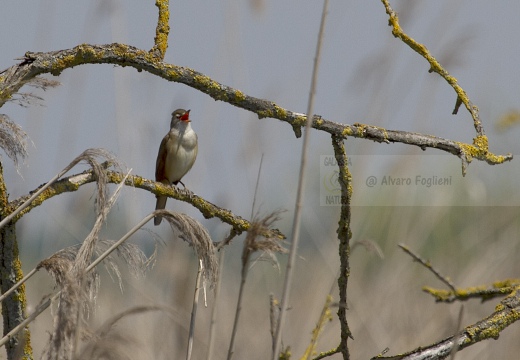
[13,179,520,360]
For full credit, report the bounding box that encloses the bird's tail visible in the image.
[154,195,167,225]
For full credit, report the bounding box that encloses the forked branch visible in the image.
[380,0,483,137]
[372,286,520,360]
[0,44,511,176]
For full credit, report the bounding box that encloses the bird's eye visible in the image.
[175,114,181,118]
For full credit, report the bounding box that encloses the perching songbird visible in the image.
[154,109,198,225]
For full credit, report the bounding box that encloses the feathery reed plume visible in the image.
[39,239,153,294]
[42,171,129,359]
[8,75,60,107]
[161,211,218,288]
[242,211,287,269]
[0,114,29,168]
[0,76,59,167]
[0,148,123,229]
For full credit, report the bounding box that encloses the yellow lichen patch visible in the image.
[293,115,306,126]
[257,110,273,119]
[473,135,489,151]
[163,65,181,80]
[193,74,211,87]
[154,0,170,51]
[374,125,389,141]
[485,153,510,165]
[74,44,105,64]
[422,287,452,301]
[49,45,104,75]
[454,285,485,298]
[50,54,77,75]
[341,127,353,137]
[112,44,132,58]
[0,90,12,102]
[458,135,511,165]
[194,75,226,100]
[153,0,170,58]
[457,137,487,162]
[465,306,520,342]
[352,123,367,137]
[495,303,506,312]
[234,90,246,102]
[130,175,144,187]
[492,279,520,289]
[273,105,287,119]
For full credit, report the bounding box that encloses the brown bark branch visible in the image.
[380,0,484,137]
[332,135,353,359]
[372,286,520,360]
[0,161,32,360]
[0,44,512,176]
[423,280,520,303]
[8,169,285,242]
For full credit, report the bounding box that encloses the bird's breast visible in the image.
[163,129,198,183]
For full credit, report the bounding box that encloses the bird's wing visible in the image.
[155,134,170,182]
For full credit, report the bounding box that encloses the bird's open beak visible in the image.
[180,109,191,122]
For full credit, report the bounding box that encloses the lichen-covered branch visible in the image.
[8,169,284,241]
[150,0,170,60]
[0,162,32,360]
[0,44,512,175]
[423,279,520,303]
[372,285,520,360]
[380,0,484,137]
[331,135,353,359]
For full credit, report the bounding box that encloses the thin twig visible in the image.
[251,154,264,219]
[269,294,279,355]
[226,152,267,360]
[0,268,38,304]
[313,347,340,360]
[398,243,457,292]
[226,255,249,360]
[272,1,329,358]
[216,229,239,252]
[187,259,203,360]
[449,305,464,360]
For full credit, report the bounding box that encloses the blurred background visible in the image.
[1,0,520,358]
